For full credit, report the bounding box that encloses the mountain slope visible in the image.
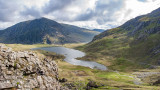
[81,7,160,68]
[0,18,99,44]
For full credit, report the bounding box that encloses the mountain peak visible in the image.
[0,18,99,44]
[38,17,50,20]
[34,17,54,22]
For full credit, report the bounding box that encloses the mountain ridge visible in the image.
[81,7,160,67]
[0,17,99,44]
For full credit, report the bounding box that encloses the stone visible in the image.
[6,71,12,75]
[0,76,5,80]
[29,79,38,88]
[0,55,3,60]
[0,44,68,90]
[16,63,21,68]
[16,52,25,58]
[59,78,68,83]
[0,80,13,89]
[37,76,43,85]
[1,66,6,70]
[86,80,99,90]
[6,47,12,52]
[65,83,75,89]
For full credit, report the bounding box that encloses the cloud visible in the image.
[75,0,125,25]
[0,0,20,22]
[20,6,41,18]
[43,0,74,14]
[0,0,160,30]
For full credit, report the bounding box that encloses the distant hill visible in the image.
[93,29,105,32]
[0,18,99,44]
[82,7,160,66]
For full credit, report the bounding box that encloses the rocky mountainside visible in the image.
[93,7,160,40]
[84,7,160,66]
[0,18,99,44]
[0,44,68,89]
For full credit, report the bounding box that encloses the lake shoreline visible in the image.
[32,46,107,71]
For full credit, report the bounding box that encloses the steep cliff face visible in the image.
[0,44,68,89]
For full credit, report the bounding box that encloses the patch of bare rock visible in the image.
[0,44,69,90]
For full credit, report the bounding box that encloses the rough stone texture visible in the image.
[0,44,69,90]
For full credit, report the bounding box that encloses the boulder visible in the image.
[59,78,68,83]
[0,44,69,90]
[86,80,99,90]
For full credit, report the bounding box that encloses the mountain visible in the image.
[93,29,105,32]
[0,18,99,44]
[80,7,160,69]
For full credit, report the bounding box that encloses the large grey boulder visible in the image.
[0,44,69,90]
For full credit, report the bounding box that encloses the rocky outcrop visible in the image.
[0,44,68,90]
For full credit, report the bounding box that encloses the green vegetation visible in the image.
[73,7,160,89]
[0,17,99,44]
[139,16,150,22]
[5,44,55,51]
[5,44,160,89]
[3,7,160,90]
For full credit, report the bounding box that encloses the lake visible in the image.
[32,47,107,70]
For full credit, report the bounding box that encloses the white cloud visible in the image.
[0,0,160,30]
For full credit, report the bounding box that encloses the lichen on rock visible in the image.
[0,44,69,90]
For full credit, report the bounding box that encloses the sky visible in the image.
[0,0,160,30]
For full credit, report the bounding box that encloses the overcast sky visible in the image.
[0,0,160,30]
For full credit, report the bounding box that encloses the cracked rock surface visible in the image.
[0,44,69,90]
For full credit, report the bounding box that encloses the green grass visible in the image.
[5,44,55,51]
[5,44,160,89]
[95,71,134,83]
[125,33,160,65]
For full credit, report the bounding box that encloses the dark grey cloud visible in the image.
[0,0,159,30]
[96,0,125,24]
[0,0,19,22]
[76,0,125,24]
[43,0,74,14]
[75,9,94,21]
[0,0,126,27]
[20,6,41,18]
[75,0,125,25]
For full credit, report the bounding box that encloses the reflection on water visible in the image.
[32,47,107,70]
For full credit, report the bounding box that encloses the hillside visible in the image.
[79,7,160,70]
[0,18,99,44]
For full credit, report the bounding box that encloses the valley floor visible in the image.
[5,43,160,90]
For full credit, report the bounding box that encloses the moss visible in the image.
[139,16,150,22]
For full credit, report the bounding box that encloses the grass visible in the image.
[125,33,160,65]
[5,44,55,51]
[5,43,86,51]
[5,43,160,89]
[57,59,160,89]
[76,34,144,72]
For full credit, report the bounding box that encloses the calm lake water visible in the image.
[32,47,107,70]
